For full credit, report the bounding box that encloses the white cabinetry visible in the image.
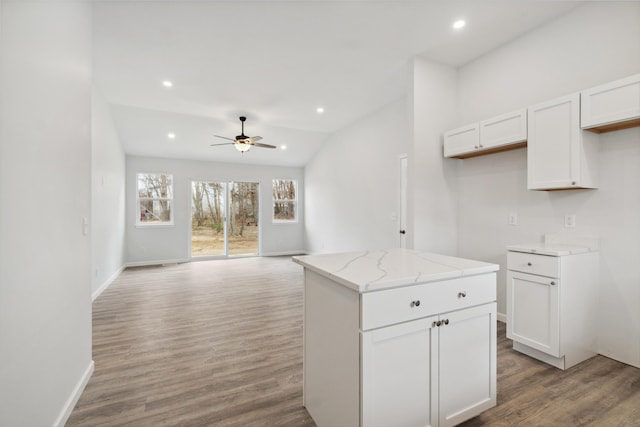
[581,73,640,133]
[362,302,496,427]
[444,109,526,159]
[506,246,599,369]
[479,109,527,152]
[297,249,499,427]
[527,93,599,190]
[443,123,479,158]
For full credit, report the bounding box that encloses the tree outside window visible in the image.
[137,173,173,225]
[272,179,297,222]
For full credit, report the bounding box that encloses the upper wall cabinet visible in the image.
[528,93,599,191]
[443,123,479,158]
[444,109,527,159]
[581,73,640,133]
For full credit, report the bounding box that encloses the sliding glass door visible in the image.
[191,181,259,258]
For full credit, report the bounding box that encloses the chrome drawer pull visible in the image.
[527,262,532,266]
[410,300,421,308]
[458,291,467,298]
[550,281,556,286]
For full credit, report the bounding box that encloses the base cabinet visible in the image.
[361,317,434,427]
[506,271,560,356]
[506,248,599,369]
[362,303,497,427]
[438,304,497,426]
[303,269,497,427]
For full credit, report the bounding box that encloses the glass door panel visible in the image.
[191,181,226,257]
[227,182,259,256]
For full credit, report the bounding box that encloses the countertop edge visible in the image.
[293,256,499,293]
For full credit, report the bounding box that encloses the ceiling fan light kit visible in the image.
[211,116,276,154]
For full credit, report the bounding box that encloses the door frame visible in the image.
[398,154,408,249]
[188,179,261,260]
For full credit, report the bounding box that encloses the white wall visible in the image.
[304,98,409,254]
[454,3,640,367]
[126,156,305,264]
[410,58,458,255]
[0,2,94,426]
[92,88,126,299]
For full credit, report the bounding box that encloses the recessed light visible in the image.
[167,133,176,139]
[162,80,173,88]
[280,145,287,150]
[453,20,466,30]
[316,107,324,114]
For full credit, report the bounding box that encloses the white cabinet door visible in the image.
[507,271,560,357]
[361,317,436,427]
[527,93,598,190]
[479,109,527,150]
[581,73,640,132]
[443,124,479,158]
[438,303,497,427]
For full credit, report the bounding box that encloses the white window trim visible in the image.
[136,172,175,227]
[272,179,298,224]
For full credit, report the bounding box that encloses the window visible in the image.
[137,173,173,225]
[272,179,297,222]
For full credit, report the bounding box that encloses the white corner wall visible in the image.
[304,98,409,254]
[454,2,640,367]
[0,2,94,426]
[410,58,458,255]
[126,156,305,264]
[92,88,126,299]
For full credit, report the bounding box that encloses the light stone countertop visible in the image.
[292,248,499,293]
[507,243,597,256]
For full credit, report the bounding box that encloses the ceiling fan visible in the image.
[211,116,276,153]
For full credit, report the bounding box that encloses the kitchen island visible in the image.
[293,248,499,427]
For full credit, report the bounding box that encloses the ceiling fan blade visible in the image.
[210,142,235,147]
[252,142,277,149]
[250,136,263,142]
[214,135,235,141]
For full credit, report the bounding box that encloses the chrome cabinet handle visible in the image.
[550,281,556,286]
[458,291,467,298]
[410,300,421,307]
[432,319,450,327]
[527,262,532,266]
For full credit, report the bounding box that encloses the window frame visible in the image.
[136,172,175,227]
[272,178,298,224]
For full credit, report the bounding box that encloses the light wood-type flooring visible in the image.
[67,256,640,426]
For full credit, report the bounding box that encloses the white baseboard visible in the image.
[92,265,126,302]
[53,360,94,427]
[497,312,507,323]
[262,250,307,257]
[125,258,189,268]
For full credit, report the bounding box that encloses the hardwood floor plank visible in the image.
[67,257,640,426]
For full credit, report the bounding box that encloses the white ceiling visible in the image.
[94,0,582,167]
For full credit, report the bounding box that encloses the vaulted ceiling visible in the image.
[93,0,582,167]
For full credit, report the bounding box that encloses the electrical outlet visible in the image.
[564,214,576,228]
[508,213,518,226]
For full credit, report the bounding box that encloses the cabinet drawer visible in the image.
[507,251,559,278]
[361,274,496,331]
